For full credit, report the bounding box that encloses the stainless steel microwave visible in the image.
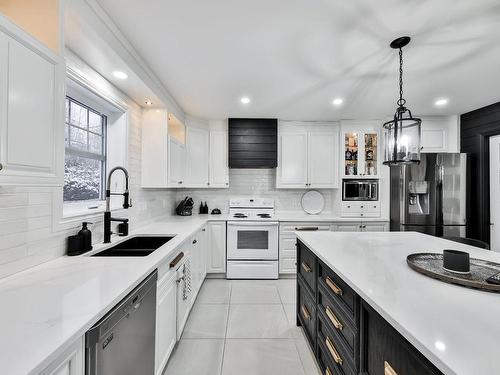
[343,179,378,201]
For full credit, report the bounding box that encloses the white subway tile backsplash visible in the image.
[0,97,175,279]
[176,169,338,214]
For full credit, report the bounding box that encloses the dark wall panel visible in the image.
[460,101,500,244]
[228,118,277,168]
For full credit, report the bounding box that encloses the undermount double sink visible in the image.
[91,236,175,257]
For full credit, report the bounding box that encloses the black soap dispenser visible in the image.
[78,222,93,252]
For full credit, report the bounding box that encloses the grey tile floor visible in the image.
[163,278,321,375]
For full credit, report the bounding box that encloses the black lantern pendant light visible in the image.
[383,36,421,166]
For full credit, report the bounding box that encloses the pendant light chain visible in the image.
[398,47,406,107]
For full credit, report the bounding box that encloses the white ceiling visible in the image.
[95,0,500,121]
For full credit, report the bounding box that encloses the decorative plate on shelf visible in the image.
[301,190,325,215]
[407,253,500,293]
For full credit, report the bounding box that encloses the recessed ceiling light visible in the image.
[145,99,153,106]
[332,98,343,106]
[112,71,128,80]
[434,98,448,107]
[240,97,251,104]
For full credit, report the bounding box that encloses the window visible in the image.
[64,97,107,202]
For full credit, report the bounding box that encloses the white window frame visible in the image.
[53,56,129,226]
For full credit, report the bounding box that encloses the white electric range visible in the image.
[226,198,279,279]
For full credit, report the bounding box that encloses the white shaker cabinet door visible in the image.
[167,136,186,187]
[277,132,308,188]
[209,130,229,187]
[40,337,84,375]
[0,32,62,185]
[207,221,226,273]
[155,272,177,375]
[186,126,209,187]
[308,131,339,188]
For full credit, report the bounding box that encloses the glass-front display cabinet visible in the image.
[343,131,379,178]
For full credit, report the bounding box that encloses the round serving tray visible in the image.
[407,253,500,293]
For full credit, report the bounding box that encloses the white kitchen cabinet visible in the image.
[277,131,308,188]
[40,337,84,375]
[279,222,332,274]
[331,221,389,232]
[420,116,459,153]
[186,126,209,187]
[209,130,229,187]
[277,122,339,189]
[167,136,186,187]
[341,201,381,218]
[141,109,168,187]
[155,270,177,375]
[190,226,207,293]
[207,221,226,273]
[0,26,64,185]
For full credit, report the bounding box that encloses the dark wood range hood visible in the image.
[228,118,278,168]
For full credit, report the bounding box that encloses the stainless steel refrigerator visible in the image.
[390,153,468,237]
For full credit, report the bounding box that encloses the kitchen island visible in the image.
[295,231,500,375]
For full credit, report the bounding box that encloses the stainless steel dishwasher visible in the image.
[85,270,157,375]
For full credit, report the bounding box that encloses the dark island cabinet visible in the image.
[296,239,444,375]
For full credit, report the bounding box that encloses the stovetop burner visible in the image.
[233,213,248,218]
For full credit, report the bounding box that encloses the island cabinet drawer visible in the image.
[318,260,359,322]
[360,302,443,375]
[297,275,316,347]
[297,240,316,293]
[318,284,358,357]
[317,318,357,375]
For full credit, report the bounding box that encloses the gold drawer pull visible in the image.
[384,361,398,375]
[325,306,343,330]
[325,336,343,365]
[300,304,311,320]
[301,262,312,273]
[325,366,333,375]
[325,276,343,296]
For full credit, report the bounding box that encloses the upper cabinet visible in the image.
[141,112,229,189]
[420,115,459,153]
[341,120,381,179]
[185,126,209,187]
[0,20,64,186]
[209,130,229,187]
[276,121,339,189]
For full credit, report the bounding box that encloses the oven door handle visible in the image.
[227,221,278,227]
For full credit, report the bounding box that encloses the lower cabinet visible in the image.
[280,222,332,274]
[360,302,442,375]
[296,239,443,375]
[155,271,177,375]
[207,221,226,273]
[40,337,84,375]
[190,226,207,293]
[332,221,389,232]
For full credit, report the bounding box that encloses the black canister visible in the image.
[443,249,470,273]
[78,222,93,252]
[67,235,84,256]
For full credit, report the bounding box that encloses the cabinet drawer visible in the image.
[318,260,359,322]
[361,302,443,375]
[297,240,316,293]
[281,223,331,233]
[317,320,356,375]
[318,283,357,357]
[297,276,316,348]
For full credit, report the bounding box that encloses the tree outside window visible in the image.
[64,97,106,202]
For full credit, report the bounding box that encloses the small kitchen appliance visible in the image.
[226,198,279,279]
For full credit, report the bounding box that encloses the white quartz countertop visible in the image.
[296,231,500,375]
[0,216,212,375]
[276,212,389,222]
[0,213,387,375]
